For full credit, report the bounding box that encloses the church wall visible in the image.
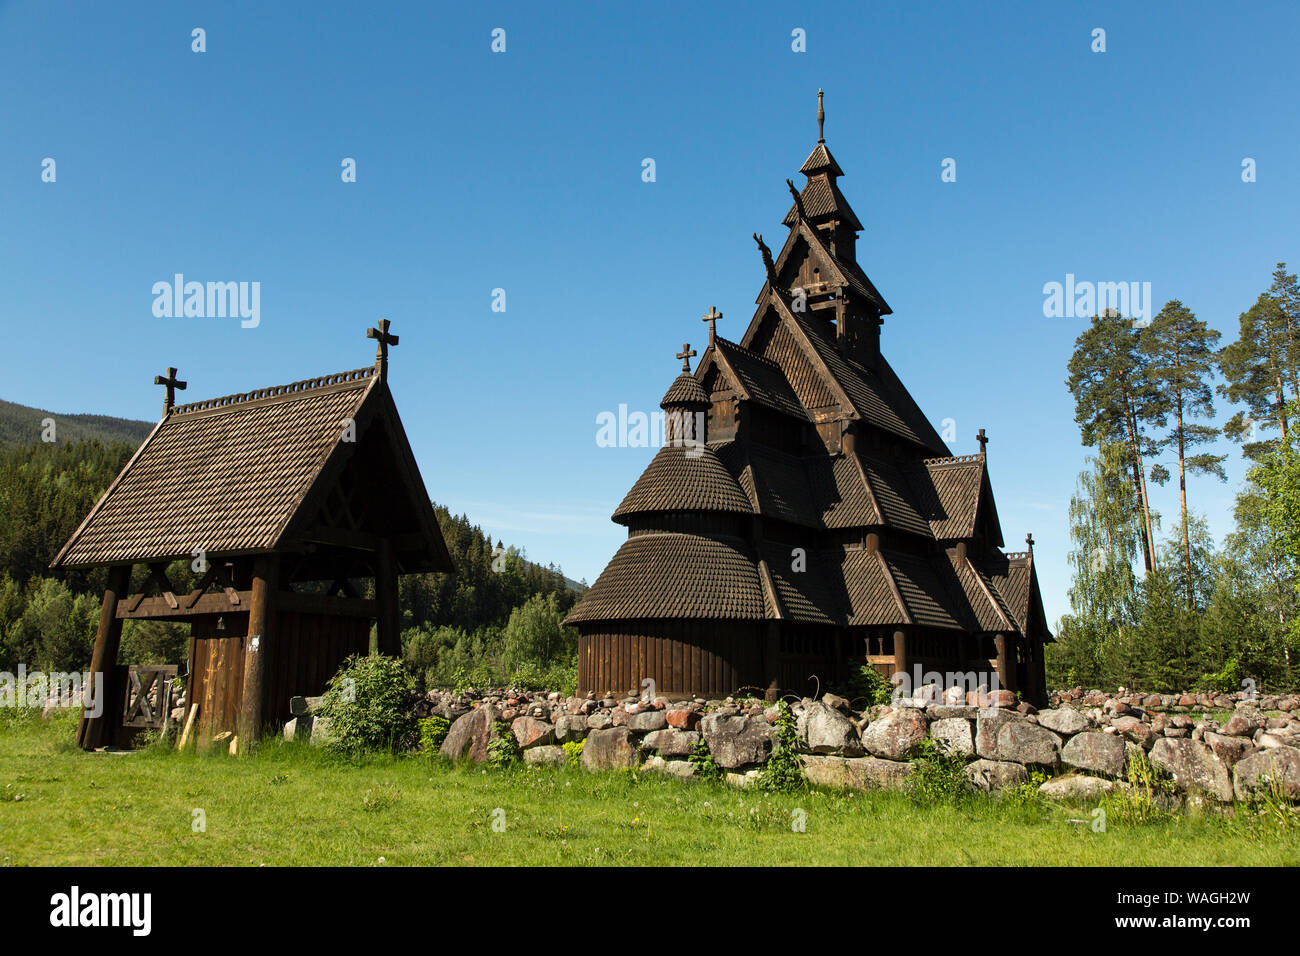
[577,619,767,699]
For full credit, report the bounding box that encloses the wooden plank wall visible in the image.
[578,619,765,699]
[268,611,371,723]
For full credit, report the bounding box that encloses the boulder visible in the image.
[580,727,640,771]
[510,716,556,749]
[1110,715,1157,749]
[929,717,974,756]
[801,755,913,790]
[522,745,567,767]
[554,714,588,743]
[1037,707,1090,737]
[965,759,1029,792]
[640,728,700,757]
[440,704,499,763]
[625,710,667,733]
[1061,732,1127,778]
[994,720,1061,769]
[861,708,927,760]
[643,755,696,779]
[1039,774,1128,802]
[1204,732,1252,767]
[665,708,700,730]
[1232,746,1300,801]
[797,701,864,755]
[283,716,310,742]
[725,769,763,789]
[1149,738,1233,802]
[700,714,774,769]
[1222,705,1266,738]
[975,708,1024,759]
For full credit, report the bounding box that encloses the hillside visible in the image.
[0,399,153,449]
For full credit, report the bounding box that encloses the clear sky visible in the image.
[2,1,1297,624]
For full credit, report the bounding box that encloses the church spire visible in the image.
[817,88,825,143]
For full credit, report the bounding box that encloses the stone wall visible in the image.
[421,685,1300,804]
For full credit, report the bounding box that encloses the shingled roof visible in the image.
[50,366,452,575]
[564,533,766,623]
[612,444,752,523]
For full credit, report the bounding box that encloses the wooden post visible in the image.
[763,622,780,702]
[892,628,909,691]
[78,565,132,750]
[995,633,1018,695]
[237,555,279,752]
[375,538,401,657]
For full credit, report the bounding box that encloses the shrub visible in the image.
[1102,749,1176,825]
[907,736,971,806]
[758,700,805,793]
[317,654,418,755]
[688,735,722,781]
[486,720,521,768]
[418,715,451,756]
[562,738,584,767]
[840,664,894,708]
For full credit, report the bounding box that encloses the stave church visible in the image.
[565,92,1051,705]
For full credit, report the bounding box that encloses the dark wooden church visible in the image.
[52,322,453,750]
[565,92,1052,704]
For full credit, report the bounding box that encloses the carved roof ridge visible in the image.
[171,366,376,416]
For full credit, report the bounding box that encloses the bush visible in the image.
[758,700,805,793]
[839,664,894,708]
[486,720,520,768]
[907,737,971,806]
[418,715,451,756]
[317,654,418,755]
[688,735,722,781]
[562,738,584,766]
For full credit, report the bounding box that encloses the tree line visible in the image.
[1051,263,1300,692]
[0,438,581,690]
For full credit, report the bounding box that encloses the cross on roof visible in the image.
[1026,532,1035,552]
[153,367,187,417]
[976,428,989,455]
[677,343,697,373]
[367,319,399,379]
[701,307,722,344]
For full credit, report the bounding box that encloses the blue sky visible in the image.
[2,1,1297,624]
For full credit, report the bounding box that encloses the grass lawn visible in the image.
[1,710,1297,867]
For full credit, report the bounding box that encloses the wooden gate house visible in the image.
[50,321,453,751]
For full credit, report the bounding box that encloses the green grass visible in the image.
[1,710,1297,866]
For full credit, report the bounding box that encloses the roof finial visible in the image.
[753,233,776,284]
[1026,532,1035,553]
[817,89,825,143]
[676,342,697,373]
[366,319,399,381]
[786,178,806,221]
[701,307,722,345]
[153,367,187,417]
[976,427,989,455]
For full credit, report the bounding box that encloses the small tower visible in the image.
[661,343,709,446]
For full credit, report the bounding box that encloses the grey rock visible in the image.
[1232,746,1300,801]
[797,701,864,755]
[993,720,1061,768]
[1037,707,1090,737]
[439,704,499,763]
[975,708,1024,759]
[1149,738,1233,802]
[929,717,974,756]
[640,728,700,757]
[861,709,928,760]
[1038,774,1128,801]
[965,759,1029,792]
[700,714,774,769]
[625,710,667,733]
[580,727,640,771]
[643,755,697,779]
[523,745,568,767]
[554,714,589,742]
[1061,731,1128,778]
[800,755,914,791]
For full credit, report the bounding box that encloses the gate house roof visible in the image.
[50,365,452,573]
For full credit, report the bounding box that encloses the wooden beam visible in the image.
[375,538,400,657]
[78,565,132,750]
[118,591,254,619]
[278,590,377,619]
[237,555,279,753]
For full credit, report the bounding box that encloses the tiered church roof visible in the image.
[566,92,1051,658]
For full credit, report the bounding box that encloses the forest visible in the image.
[1050,262,1300,694]
[0,433,581,693]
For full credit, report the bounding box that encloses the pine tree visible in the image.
[1066,310,1165,571]
[1219,288,1294,458]
[1140,300,1226,605]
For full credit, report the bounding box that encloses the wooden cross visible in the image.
[701,307,722,344]
[976,428,989,455]
[154,367,187,416]
[366,319,399,378]
[1026,533,1035,552]
[677,343,697,373]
